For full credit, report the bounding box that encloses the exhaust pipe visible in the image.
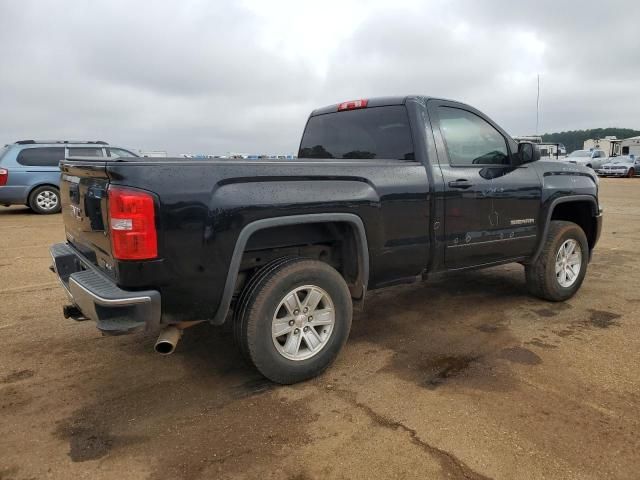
[63,304,88,321]
[154,326,183,355]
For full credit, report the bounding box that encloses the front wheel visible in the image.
[29,185,61,214]
[525,220,589,301]
[234,257,352,384]
[627,168,635,178]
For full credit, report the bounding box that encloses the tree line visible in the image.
[541,128,640,153]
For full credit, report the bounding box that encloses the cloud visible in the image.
[0,0,638,154]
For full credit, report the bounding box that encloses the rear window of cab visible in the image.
[299,106,415,161]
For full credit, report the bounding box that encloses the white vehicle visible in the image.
[513,135,542,144]
[538,143,566,159]
[565,149,608,169]
[596,155,640,178]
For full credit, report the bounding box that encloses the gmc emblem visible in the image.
[69,204,82,220]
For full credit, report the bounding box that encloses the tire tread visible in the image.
[525,220,588,301]
[234,257,352,384]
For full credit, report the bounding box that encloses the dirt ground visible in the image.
[1,178,639,480]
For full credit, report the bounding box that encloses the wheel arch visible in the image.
[210,213,369,325]
[530,195,600,263]
[27,182,60,200]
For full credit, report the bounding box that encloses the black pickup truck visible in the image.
[50,96,602,383]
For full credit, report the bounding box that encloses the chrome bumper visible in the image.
[49,243,161,335]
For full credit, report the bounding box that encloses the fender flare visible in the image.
[28,182,60,194]
[210,213,370,325]
[529,194,599,263]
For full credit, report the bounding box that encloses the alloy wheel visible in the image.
[271,285,335,361]
[36,190,59,211]
[555,239,582,288]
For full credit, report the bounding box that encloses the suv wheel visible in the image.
[29,186,61,214]
[234,257,352,384]
[525,220,588,301]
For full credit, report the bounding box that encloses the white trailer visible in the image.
[584,137,621,157]
[621,136,640,157]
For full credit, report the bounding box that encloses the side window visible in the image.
[437,107,509,166]
[16,147,65,167]
[67,147,104,157]
[108,148,135,158]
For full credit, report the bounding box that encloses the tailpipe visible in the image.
[154,326,183,355]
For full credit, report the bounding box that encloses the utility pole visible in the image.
[536,74,540,135]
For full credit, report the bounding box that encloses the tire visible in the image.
[627,168,635,178]
[234,257,352,384]
[29,185,61,214]
[525,220,589,301]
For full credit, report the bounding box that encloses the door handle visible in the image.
[448,179,473,189]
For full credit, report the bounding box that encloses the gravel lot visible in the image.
[1,178,639,480]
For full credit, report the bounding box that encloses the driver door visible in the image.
[427,100,542,269]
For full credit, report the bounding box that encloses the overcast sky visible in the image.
[1,0,638,155]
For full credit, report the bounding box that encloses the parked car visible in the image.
[565,149,608,169]
[596,155,640,177]
[0,140,138,214]
[50,96,602,384]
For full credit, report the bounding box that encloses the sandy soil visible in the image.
[1,178,639,480]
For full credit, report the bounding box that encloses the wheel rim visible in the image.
[271,285,335,361]
[36,190,58,211]
[555,239,582,288]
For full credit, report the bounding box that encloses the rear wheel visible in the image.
[29,186,61,214]
[234,257,352,384]
[525,221,588,301]
[627,168,635,178]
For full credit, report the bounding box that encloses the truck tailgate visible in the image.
[59,160,116,277]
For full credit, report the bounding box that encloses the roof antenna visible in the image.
[535,74,540,135]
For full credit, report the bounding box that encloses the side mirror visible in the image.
[517,142,540,165]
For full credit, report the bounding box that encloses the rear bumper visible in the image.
[49,243,161,335]
[0,185,29,205]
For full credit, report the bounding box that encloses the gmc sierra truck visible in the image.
[50,96,602,384]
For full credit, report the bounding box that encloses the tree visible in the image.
[541,128,640,153]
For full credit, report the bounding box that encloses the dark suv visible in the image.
[0,140,138,214]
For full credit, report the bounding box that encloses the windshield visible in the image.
[568,150,591,158]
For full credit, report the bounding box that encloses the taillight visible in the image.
[337,99,368,111]
[0,168,8,186]
[108,186,157,260]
